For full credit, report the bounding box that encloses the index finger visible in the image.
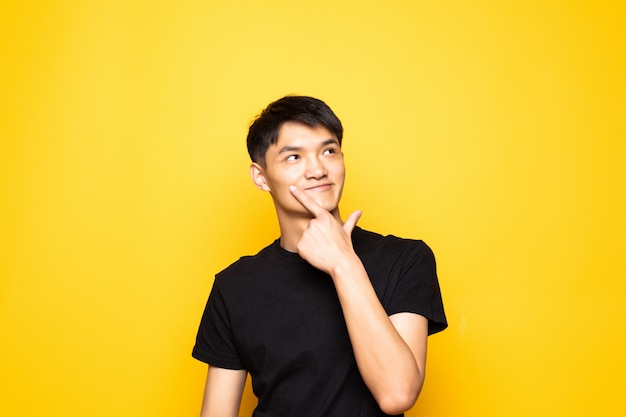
[288,185,325,217]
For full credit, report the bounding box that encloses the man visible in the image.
[192,96,447,417]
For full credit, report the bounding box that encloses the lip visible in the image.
[304,183,333,191]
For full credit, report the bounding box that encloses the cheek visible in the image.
[267,168,299,191]
[279,166,303,181]
[331,164,346,180]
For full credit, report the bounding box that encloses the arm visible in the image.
[199,366,247,417]
[328,252,428,414]
[288,186,428,414]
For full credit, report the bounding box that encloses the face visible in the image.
[251,121,346,220]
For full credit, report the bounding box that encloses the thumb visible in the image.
[343,210,362,235]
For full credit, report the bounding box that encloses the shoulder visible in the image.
[353,227,433,260]
[352,227,437,283]
[215,239,279,282]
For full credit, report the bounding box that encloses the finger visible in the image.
[288,185,325,217]
[343,210,362,235]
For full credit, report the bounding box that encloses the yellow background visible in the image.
[2,1,624,416]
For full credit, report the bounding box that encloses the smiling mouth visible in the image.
[305,183,333,191]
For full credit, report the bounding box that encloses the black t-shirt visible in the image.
[193,227,447,417]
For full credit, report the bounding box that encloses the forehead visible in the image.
[273,121,338,148]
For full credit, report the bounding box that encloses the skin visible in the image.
[250,122,347,249]
[200,121,429,416]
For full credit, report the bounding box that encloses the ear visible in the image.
[250,163,271,192]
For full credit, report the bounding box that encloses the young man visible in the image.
[192,96,447,417]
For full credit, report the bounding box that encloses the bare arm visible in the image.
[288,185,429,415]
[199,366,247,417]
[325,251,428,414]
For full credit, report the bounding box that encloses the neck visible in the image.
[276,208,342,253]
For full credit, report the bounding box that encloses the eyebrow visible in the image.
[277,138,340,155]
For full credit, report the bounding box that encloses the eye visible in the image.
[286,154,300,161]
[323,147,337,155]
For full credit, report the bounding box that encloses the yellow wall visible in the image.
[2,1,624,416]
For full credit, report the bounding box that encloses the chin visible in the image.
[311,202,339,213]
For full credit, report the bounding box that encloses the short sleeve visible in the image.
[386,241,448,335]
[192,280,245,369]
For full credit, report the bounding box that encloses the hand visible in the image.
[288,185,362,275]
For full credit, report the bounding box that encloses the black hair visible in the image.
[246,95,343,167]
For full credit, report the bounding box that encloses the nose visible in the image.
[305,156,327,179]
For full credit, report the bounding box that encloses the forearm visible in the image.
[330,256,425,414]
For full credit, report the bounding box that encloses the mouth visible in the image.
[304,183,333,191]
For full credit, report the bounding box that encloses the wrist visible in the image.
[330,253,365,282]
